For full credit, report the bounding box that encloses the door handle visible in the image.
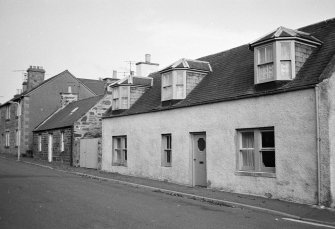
[193,159,196,161]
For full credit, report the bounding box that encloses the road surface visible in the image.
[0,157,324,229]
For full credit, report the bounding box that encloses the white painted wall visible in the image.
[102,89,318,204]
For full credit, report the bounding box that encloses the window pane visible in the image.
[281,42,291,59]
[266,45,273,62]
[116,138,121,149]
[166,150,171,164]
[121,98,128,109]
[258,47,265,64]
[281,61,292,79]
[123,149,127,161]
[165,86,172,99]
[258,63,274,82]
[261,131,275,148]
[241,149,254,169]
[113,87,119,98]
[176,85,184,98]
[113,98,119,109]
[121,87,128,97]
[262,150,275,167]
[241,132,254,148]
[176,71,183,85]
[162,73,172,86]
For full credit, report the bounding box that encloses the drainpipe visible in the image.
[315,85,321,205]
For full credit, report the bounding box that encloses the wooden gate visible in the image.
[79,138,99,169]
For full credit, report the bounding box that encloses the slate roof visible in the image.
[104,18,335,118]
[0,70,100,108]
[78,78,105,95]
[34,95,104,131]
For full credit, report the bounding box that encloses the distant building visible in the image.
[0,67,103,156]
[102,18,335,207]
[33,94,112,167]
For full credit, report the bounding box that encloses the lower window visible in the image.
[162,134,172,167]
[112,136,127,166]
[238,127,275,173]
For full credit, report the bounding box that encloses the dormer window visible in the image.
[161,70,185,101]
[250,26,322,84]
[279,42,292,79]
[112,86,129,110]
[160,59,211,104]
[257,44,274,82]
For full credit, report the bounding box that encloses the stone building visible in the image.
[33,94,112,166]
[0,67,102,157]
[102,18,335,207]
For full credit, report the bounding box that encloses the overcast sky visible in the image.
[0,0,334,103]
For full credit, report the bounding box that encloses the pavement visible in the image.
[2,153,335,227]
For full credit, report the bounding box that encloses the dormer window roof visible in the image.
[159,58,212,104]
[249,26,322,48]
[249,26,322,84]
[160,58,212,74]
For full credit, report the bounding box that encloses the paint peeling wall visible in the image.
[102,89,319,205]
[72,94,112,166]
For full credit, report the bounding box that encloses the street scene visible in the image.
[1,1,335,228]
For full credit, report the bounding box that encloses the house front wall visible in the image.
[102,88,319,204]
[33,127,73,164]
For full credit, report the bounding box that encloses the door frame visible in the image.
[190,132,207,187]
[48,133,53,162]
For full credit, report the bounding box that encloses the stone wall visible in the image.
[33,127,72,164]
[186,71,206,96]
[0,103,19,155]
[72,95,112,166]
[295,42,314,74]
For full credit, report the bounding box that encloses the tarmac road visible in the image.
[0,158,325,229]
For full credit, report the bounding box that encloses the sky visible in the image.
[0,0,334,103]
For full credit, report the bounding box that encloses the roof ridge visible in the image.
[298,17,335,31]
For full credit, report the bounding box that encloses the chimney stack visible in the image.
[112,70,118,79]
[145,54,151,63]
[26,66,45,91]
[60,87,78,108]
[136,54,159,77]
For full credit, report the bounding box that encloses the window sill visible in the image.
[112,163,127,167]
[235,171,276,178]
[162,164,172,167]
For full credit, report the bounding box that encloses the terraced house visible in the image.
[0,66,104,157]
[102,18,335,207]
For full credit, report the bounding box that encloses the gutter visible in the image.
[315,85,321,205]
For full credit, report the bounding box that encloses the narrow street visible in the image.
[0,158,325,229]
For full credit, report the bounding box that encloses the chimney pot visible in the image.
[145,54,151,63]
[112,70,117,79]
